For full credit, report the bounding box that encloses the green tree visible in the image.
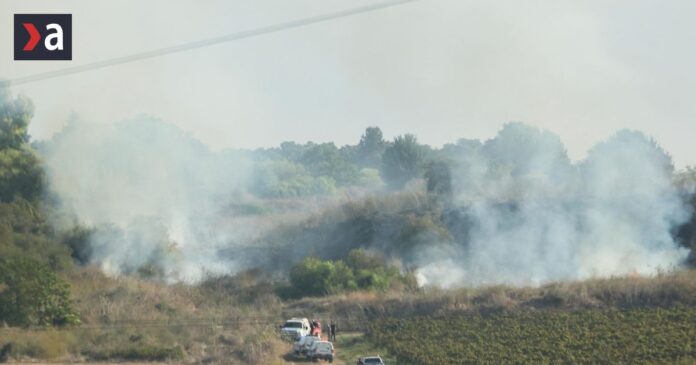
[0,87,32,150]
[279,141,308,162]
[425,161,453,198]
[357,127,386,168]
[0,88,43,202]
[0,257,79,327]
[300,143,360,186]
[381,134,425,189]
[0,148,43,202]
[251,159,336,197]
[482,122,570,178]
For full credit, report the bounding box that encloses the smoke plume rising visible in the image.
[42,118,692,287]
[416,124,691,287]
[43,116,256,282]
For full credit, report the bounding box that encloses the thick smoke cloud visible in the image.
[43,116,256,282]
[416,124,691,287]
[43,118,691,287]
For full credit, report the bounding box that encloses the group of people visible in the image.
[309,319,337,341]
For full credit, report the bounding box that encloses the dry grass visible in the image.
[0,329,77,360]
[4,267,694,363]
[284,269,696,329]
[0,267,288,364]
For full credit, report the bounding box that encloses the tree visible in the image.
[0,257,79,327]
[440,138,482,161]
[356,127,386,168]
[482,122,570,179]
[279,141,308,162]
[0,148,43,202]
[0,87,32,150]
[381,134,424,189]
[251,159,336,197]
[425,161,453,198]
[0,88,43,202]
[300,143,360,186]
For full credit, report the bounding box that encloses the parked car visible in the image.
[281,317,311,339]
[293,335,311,355]
[357,356,385,365]
[307,340,334,363]
[296,335,321,356]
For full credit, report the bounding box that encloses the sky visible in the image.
[1,0,696,167]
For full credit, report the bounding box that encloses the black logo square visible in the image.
[14,14,72,61]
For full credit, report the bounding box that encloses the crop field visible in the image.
[367,307,696,364]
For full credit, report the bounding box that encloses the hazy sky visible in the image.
[2,0,695,167]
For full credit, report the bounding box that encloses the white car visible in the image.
[302,335,322,356]
[307,340,334,363]
[281,317,311,339]
[293,335,314,355]
[357,356,385,365]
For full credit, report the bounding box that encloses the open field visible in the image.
[368,307,696,365]
[333,332,396,364]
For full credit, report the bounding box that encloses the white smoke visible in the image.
[416,124,691,287]
[43,117,691,287]
[43,116,255,282]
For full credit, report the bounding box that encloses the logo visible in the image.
[14,14,72,60]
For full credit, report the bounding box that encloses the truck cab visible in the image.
[281,317,311,339]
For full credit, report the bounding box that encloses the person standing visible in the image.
[330,320,337,341]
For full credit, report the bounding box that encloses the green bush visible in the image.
[0,257,80,327]
[289,257,357,296]
[287,250,404,297]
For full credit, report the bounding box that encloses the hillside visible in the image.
[1,88,696,363]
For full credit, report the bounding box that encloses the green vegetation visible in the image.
[0,257,79,327]
[334,332,397,364]
[368,307,696,365]
[252,159,338,197]
[0,89,80,329]
[381,134,426,189]
[283,249,416,298]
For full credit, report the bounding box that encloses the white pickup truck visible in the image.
[281,317,311,340]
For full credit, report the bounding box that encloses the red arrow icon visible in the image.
[22,23,40,51]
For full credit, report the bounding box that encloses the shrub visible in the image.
[289,257,356,297]
[0,257,80,327]
[287,250,405,298]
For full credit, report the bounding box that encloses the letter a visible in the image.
[45,23,64,51]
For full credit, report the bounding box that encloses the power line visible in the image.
[4,0,419,87]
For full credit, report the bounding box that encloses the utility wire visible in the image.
[4,0,419,87]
